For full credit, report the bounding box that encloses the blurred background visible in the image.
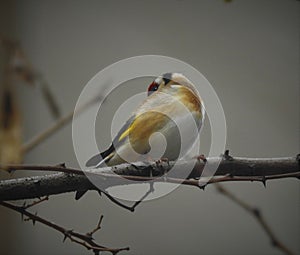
[0,0,299,254]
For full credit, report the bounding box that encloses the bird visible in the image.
[75,72,205,199]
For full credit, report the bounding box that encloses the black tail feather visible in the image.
[85,143,115,167]
[85,153,103,167]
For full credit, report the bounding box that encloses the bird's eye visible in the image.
[147,82,159,96]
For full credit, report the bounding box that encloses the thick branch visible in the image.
[0,156,299,201]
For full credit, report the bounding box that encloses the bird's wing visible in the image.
[85,115,135,167]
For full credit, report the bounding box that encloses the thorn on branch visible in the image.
[56,163,66,168]
[130,163,138,170]
[222,149,233,161]
[63,229,73,242]
[261,176,267,188]
[22,196,49,209]
[199,184,206,190]
[24,212,37,225]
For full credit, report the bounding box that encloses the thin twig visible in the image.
[0,201,129,254]
[86,214,104,237]
[23,196,49,209]
[99,182,154,212]
[215,183,295,255]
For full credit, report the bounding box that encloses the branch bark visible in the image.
[0,156,299,201]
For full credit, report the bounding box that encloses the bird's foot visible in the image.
[195,154,207,163]
[155,157,169,178]
[155,157,170,166]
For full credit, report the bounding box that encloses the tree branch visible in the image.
[215,183,295,255]
[0,200,129,254]
[0,156,299,201]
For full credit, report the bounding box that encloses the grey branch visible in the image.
[0,156,299,201]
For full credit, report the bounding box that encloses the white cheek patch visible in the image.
[170,85,181,89]
[155,78,161,84]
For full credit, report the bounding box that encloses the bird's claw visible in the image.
[196,154,207,163]
[155,158,169,177]
[155,157,169,166]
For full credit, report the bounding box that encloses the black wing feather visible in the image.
[85,115,135,167]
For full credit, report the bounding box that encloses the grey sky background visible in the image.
[0,1,299,255]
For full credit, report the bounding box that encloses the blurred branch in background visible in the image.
[0,37,23,165]
[1,36,103,155]
[22,94,102,153]
[1,36,62,119]
[0,36,62,165]
[0,80,23,164]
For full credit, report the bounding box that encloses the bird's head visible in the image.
[147,72,198,96]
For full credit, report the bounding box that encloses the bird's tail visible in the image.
[85,152,114,168]
[85,142,116,168]
[85,153,104,167]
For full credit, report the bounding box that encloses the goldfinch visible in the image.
[86,72,204,168]
[75,73,204,199]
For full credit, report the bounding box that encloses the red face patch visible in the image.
[147,81,159,96]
